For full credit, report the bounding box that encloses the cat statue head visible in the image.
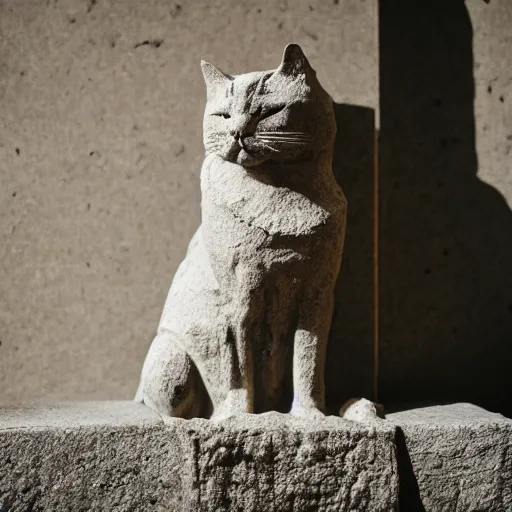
[201,44,336,169]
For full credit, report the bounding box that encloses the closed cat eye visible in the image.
[212,112,231,119]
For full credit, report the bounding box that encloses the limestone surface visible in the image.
[0,402,183,511]
[3,401,510,511]
[0,402,398,512]
[171,412,398,511]
[388,403,512,511]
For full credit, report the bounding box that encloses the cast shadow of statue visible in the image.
[379,1,512,418]
[326,103,376,413]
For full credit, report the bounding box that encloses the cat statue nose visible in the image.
[231,115,257,141]
[231,129,253,150]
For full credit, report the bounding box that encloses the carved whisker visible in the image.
[256,131,310,138]
[256,138,309,145]
[256,133,310,138]
[258,136,311,140]
[257,138,311,143]
[256,135,311,142]
[256,134,309,139]
[256,138,309,143]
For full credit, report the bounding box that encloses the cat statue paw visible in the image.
[339,398,385,424]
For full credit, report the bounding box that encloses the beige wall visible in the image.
[469,0,512,207]
[0,0,378,405]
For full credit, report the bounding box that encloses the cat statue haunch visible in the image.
[136,44,347,420]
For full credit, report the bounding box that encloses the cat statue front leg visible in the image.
[210,274,265,420]
[290,285,335,418]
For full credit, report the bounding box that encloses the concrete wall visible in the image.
[379,0,512,416]
[0,0,378,408]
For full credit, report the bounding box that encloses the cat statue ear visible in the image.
[275,44,316,79]
[201,60,232,99]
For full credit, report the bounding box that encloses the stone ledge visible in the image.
[0,402,181,512]
[3,402,510,511]
[170,413,398,511]
[387,403,512,512]
[0,402,398,512]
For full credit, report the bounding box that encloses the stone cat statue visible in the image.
[136,44,347,420]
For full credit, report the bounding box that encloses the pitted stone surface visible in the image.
[388,403,512,512]
[5,402,511,511]
[0,403,398,512]
[172,412,398,512]
[0,402,184,512]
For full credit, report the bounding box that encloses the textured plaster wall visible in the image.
[470,0,512,208]
[0,0,378,406]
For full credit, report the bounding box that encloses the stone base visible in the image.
[2,402,511,511]
[0,402,182,511]
[172,413,397,511]
[387,403,512,512]
[0,402,398,512]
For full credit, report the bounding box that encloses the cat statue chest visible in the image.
[201,153,334,244]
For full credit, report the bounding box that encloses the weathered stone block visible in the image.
[1,402,398,511]
[172,412,398,511]
[388,403,512,512]
[0,402,183,511]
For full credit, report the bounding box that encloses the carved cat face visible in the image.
[201,44,335,168]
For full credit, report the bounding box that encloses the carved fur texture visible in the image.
[136,44,347,420]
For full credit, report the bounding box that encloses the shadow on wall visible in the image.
[379,1,512,417]
[326,104,376,412]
